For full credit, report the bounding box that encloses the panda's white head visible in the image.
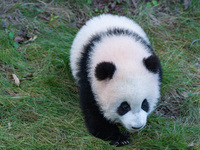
[88,35,162,132]
[93,58,161,132]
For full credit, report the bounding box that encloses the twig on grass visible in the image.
[190,39,200,49]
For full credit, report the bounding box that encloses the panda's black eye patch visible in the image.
[117,101,131,116]
[141,99,149,112]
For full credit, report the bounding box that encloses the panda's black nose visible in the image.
[132,126,143,130]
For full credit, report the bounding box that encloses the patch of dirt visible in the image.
[156,88,197,119]
[92,0,133,14]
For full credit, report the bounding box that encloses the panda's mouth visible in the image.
[132,126,143,130]
[125,124,145,132]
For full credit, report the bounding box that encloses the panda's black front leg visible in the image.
[83,107,130,146]
[79,83,129,146]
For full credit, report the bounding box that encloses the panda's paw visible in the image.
[110,134,130,147]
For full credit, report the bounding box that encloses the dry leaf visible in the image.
[188,142,195,147]
[24,35,37,43]
[12,74,20,86]
[8,122,12,129]
[30,35,37,41]
[14,36,24,43]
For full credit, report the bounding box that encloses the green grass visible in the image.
[0,0,199,149]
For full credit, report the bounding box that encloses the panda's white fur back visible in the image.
[70,14,150,81]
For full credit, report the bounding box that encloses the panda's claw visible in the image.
[116,138,130,146]
[109,133,130,146]
[121,140,129,145]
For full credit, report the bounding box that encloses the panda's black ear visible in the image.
[143,55,161,73]
[95,62,116,81]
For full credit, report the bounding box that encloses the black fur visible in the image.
[143,55,160,73]
[117,101,131,116]
[76,28,162,146]
[95,62,116,81]
[143,55,162,82]
[141,99,149,112]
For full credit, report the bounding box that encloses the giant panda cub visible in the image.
[70,14,162,146]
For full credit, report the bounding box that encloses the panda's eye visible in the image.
[141,99,149,112]
[117,101,131,116]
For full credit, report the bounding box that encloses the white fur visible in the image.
[120,110,147,131]
[70,14,161,131]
